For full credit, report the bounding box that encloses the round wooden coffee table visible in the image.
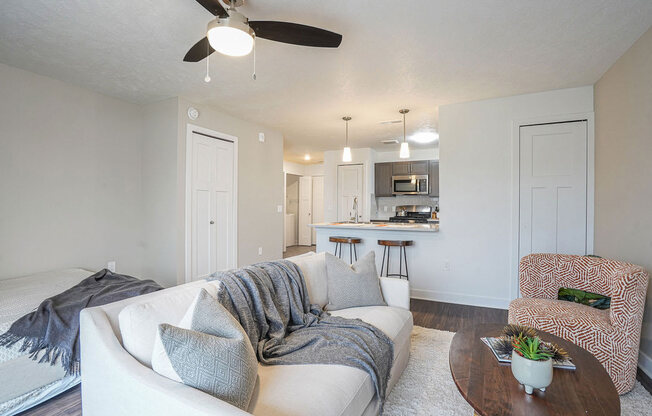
[449,323,620,415]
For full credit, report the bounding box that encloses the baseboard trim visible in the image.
[411,288,510,310]
[638,365,652,395]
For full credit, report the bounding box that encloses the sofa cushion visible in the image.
[329,306,413,360]
[249,305,413,416]
[118,281,220,367]
[324,252,385,311]
[152,290,257,410]
[285,252,329,307]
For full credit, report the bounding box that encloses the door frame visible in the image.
[336,163,365,221]
[509,112,594,300]
[184,123,239,283]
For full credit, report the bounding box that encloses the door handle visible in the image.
[210,220,215,225]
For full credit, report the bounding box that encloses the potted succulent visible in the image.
[511,333,553,394]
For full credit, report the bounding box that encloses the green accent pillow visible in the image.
[558,287,611,310]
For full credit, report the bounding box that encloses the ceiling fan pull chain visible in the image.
[204,42,211,83]
[252,36,257,81]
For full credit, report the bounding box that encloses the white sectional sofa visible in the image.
[80,252,413,416]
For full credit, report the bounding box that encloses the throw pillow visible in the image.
[558,287,611,310]
[324,251,386,311]
[151,289,257,410]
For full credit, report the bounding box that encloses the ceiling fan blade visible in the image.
[184,37,215,62]
[194,0,229,18]
[247,21,342,48]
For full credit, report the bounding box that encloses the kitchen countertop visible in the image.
[310,222,439,232]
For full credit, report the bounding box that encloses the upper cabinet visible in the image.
[410,160,429,175]
[428,160,439,197]
[392,162,411,175]
[374,162,394,197]
[374,159,439,197]
[392,161,428,175]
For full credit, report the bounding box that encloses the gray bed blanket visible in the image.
[209,260,394,407]
[0,269,162,375]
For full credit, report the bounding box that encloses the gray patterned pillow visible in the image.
[324,251,386,311]
[151,289,257,410]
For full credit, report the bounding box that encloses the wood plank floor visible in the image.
[282,245,316,258]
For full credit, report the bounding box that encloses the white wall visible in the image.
[594,27,652,378]
[0,63,145,279]
[176,98,285,274]
[426,86,594,308]
[141,97,179,286]
[375,147,439,162]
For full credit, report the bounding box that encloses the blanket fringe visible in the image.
[0,331,80,376]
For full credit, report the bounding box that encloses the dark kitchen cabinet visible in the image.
[409,161,429,175]
[374,162,394,197]
[392,162,411,175]
[428,160,440,197]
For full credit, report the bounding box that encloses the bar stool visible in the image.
[329,236,362,263]
[378,240,414,280]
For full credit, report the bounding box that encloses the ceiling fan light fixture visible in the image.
[207,13,254,57]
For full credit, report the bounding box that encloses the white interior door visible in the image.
[311,176,324,243]
[519,121,587,260]
[189,131,235,281]
[298,176,312,246]
[337,164,364,222]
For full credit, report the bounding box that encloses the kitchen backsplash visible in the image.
[372,196,439,219]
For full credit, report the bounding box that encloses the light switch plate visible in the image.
[107,261,116,273]
[258,247,263,255]
[258,133,265,143]
[277,205,283,213]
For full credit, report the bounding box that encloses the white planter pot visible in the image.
[511,351,553,394]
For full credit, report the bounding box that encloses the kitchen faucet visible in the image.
[351,197,359,223]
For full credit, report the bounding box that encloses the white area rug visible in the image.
[384,326,652,415]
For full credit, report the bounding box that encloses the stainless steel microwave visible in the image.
[392,175,429,195]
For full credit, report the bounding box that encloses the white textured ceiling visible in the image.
[1,1,651,163]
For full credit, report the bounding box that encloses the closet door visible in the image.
[188,131,235,281]
[519,121,587,259]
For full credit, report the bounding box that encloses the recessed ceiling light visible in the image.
[304,154,311,161]
[409,131,439,144]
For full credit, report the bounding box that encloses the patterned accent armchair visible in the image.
[508,254,649,394]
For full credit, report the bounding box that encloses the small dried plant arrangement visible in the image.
[495,325,570,362]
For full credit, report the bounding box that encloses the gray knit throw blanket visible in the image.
[0,269,162,375]
[209,260,394,409]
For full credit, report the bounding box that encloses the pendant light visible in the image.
[342,116,352,162]
[399,109,410,159]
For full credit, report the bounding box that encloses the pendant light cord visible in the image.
[403,111,406,143]
[204,41,211,83]
[252,36,257,80]
[345,118,349,146]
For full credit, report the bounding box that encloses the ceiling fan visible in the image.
[183,0,342,62]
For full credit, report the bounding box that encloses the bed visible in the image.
[0,268,94,416]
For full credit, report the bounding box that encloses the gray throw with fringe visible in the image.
[209,260,394,410]
[0,269,162,375]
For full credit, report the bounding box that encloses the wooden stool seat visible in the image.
[329,236,362,263]
[378,240,414,247]
[329,236,362,244]
[378,240,413,280]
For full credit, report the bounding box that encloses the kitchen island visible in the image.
[311,222,440,300]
